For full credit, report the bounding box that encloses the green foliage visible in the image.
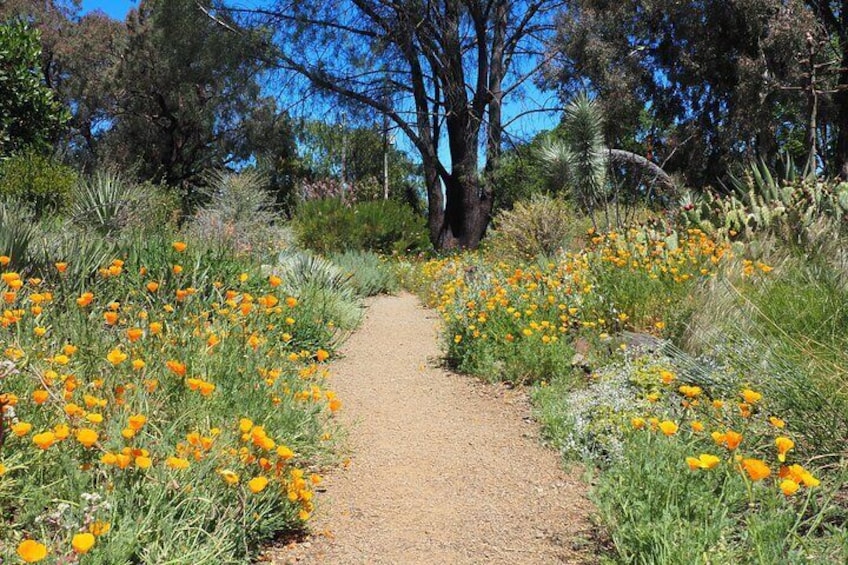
[538,94,607,215]
[684,262,848,455]
[548,0,811,187]
[69,171,147,235]
[294,198,429,255]
[0,198,40,271]
[0,231,340,563]
[490,139,553,213]
[330,251,399,297]
[104,0,276,198]
[270,250,363,332]
[486,194,588,260]
[680,162,848,243]
[298,121,422,200]
[0,20,69,155]
[0,149,77,214]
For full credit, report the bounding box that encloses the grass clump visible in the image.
[269,250,363,333]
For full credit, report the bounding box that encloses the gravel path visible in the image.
[268,293,595,564]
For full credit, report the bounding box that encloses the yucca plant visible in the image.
[538,93,607,223]
[538,93,675,230]
[70,171,144,235]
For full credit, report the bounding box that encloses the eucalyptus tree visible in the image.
[221,0,562,249]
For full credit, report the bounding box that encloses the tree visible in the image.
[0,1,126,166]
[297,120,422,202]
[804,1,848,178]
[102,0,274,203]
[241,96,303,214]
[223,1,559,249]
[547,0,814,187]
[0,20,69,156]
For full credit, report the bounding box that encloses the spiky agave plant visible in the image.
[70,171,144,235]
[0,199,40,272]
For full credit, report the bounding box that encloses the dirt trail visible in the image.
[269,293,595,564]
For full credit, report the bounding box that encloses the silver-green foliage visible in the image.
[488,193,587,259]
[329,250,399,297]
[0,198,39,270]
[188,170,285,257]
[269,250,362,332]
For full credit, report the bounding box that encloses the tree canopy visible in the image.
[0,20,69,156]
[223,0,561,249]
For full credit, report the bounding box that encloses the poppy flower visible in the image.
[741,458,771,481]
[33,431,56,450]
[780,479,800,496]
[76,428,98,448]
[248,476,269,493]
[71,532,95,554]
[775,437,794,462]
[658,420,678,436]
[741,389,762,404]
[106,348,127,366]
[17,540,48,562]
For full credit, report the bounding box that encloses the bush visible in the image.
[294,198,429,254]
[269,250,363,332]
[0,150,77,215]
[330,250,399,297]
[187,170,287,259]
[486,194,588,260]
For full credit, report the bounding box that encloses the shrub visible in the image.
[330,250,399,297]
[486,194,588,260]
[269,250,363,332]
[294,197,429,255]
[0,149,77,215]
[187,170,287,259]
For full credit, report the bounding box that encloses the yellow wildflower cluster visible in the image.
[422,228,731,357]
[632,378,820,498]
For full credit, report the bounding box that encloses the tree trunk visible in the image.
[836,49,848,179]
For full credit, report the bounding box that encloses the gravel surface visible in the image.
[266,293,596,564]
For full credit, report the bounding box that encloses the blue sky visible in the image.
[78,1,559,162]
[80,1,135,20]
